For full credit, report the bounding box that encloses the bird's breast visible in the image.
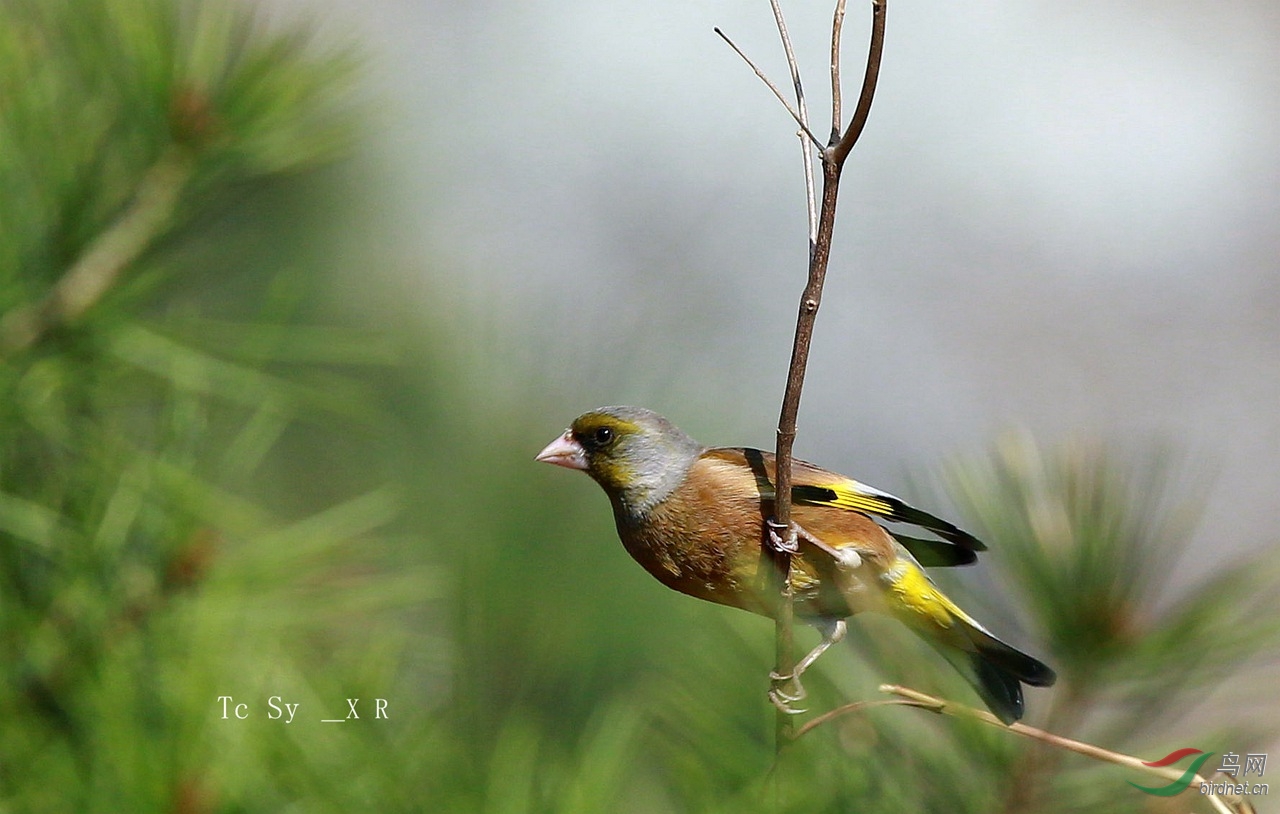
[611,489,770,614]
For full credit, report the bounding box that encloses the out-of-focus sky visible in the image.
[273,0,1279,568]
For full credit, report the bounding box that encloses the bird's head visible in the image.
[536,406,704,517]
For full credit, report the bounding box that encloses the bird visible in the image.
[536,405,1056,723]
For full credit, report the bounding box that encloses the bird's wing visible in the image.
[698,448,892,562]
[790,456,987,552]
[886,533,977,566]
[716,447,988,554]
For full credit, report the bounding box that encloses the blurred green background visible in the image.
[1,0,1277,812]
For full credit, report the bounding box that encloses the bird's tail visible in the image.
[881,559,1055,723]
[925,620,1057,724]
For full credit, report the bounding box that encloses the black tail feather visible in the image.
[969,627,1057,688]
[970,654,1024,725]
[966,626,1056,724]
[923,623,1056,724]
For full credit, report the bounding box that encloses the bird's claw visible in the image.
[768,690,807,715]
[766,519,799,554]
[768,669,807,714]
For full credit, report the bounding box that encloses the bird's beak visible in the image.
[536,430,588,471]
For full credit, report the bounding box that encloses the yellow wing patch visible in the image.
[816,483,894,515]
[789,475,988,553]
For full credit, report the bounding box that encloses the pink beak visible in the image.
[536,430,589,471]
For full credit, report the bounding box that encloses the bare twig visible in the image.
[767,0,819,243]
[773,0,887,756]
[830,0,849,142]
[771,0,887,567]
[768,0,803,110]
[832,0,886,164]
[722,0,888,767]
[762,0,814,750]
[715,28,824,150]
[880,685,1253,814]
[0,147,193,356]
[799,136,818,248]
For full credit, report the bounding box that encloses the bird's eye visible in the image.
[593,426,614,446]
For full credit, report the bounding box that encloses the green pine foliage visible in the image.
[0,1,432,811]
[939,434,1280,812]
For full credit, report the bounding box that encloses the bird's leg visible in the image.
[765,521,853,713]
[795,617,847,677]
[768,617,847,714]
[765,517,802,712]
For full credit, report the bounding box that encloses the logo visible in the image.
[1128,748,1217,797]
[1129,748,1269,799]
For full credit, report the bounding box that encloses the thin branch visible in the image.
[771,164,841,554]
[831,0,885,164]
[799,134,818,248]
[761,0,814,751]
[792,697,924,739]
[0,147,193,357]
[767,0,819,244]
[773,0,887,563]
[724,0,889,771]
[714,27,824,150]
[765,0,887,758]
[830,0,849,142]
[880,685,1254,814]
[768,0,804,117]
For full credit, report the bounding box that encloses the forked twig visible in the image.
[832,0,886,163]
[718,0,888,758]
[715,28,823,150]
[765,0,888,575]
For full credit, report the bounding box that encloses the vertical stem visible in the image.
[751,0,885,757]
[774,157,843,517]
[764,0,815,751]
[772,578,796,745]
[772,155,844,746]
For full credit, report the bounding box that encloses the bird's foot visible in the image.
[765,519,799,554]
[768,670,807,714]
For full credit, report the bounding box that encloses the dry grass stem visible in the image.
[879,685,1253,814]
